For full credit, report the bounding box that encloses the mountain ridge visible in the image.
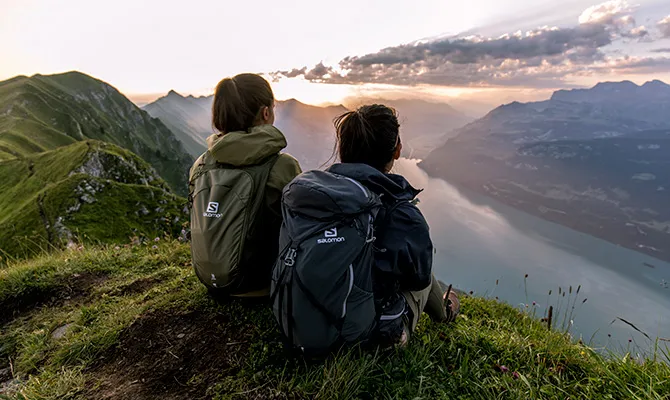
[143,92,350,168]
[144,91,473,164]
[0,71,193,194]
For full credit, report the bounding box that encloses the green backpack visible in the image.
[189,152,279,293]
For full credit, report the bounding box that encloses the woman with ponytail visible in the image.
[189,73,301,298]
[327,104,460,346]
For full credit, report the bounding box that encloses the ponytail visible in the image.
[335,104,400,172]
[212,73,274,134]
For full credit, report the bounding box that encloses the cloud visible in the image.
[651,48,670,53]
[578,0,633,25]
[659,16,670,38]
[272,1,668,88]
[623,26,649,40]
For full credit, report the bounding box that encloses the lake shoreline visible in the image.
[394,159,670,353]
[418,162,670,264]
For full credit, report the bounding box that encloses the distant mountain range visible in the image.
[144,93,348,169]
[0,72,192,194]
[144,92,472,165]
[344,98,473,159]
[142,90,212,158]
[420,80,670,261]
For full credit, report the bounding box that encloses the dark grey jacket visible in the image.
[327,163,433,320]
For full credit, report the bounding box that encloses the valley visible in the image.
[421,81,670,262]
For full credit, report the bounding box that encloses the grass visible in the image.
[0,141,186,262]
[0,240,668,399]
[0,71,193,194]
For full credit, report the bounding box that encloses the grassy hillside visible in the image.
[0,141,186,261]
[0,72,193,194]
[0,240,668,399]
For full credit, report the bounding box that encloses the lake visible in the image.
[394,158,670,356]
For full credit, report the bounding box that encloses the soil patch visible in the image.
[111,277,161,297]
[0,272,108,325]
[86,308,258,400]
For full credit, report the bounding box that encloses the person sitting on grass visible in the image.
[189,73,301,298]
[328,104,460,346]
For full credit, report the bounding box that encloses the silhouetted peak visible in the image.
[281,98,305,106]
[642,79,670,89]
[166,90,183,98]
[592,80,638,91]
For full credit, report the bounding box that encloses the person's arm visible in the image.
[375,203,433,291]
[265,153,302,217]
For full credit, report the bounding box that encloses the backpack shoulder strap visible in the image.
[376,196,406,231]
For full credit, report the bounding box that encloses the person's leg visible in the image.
[399,277,433,345]
[424,277,460,322]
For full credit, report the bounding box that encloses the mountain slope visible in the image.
[0,72,193,194]
[274,98,348,168]
[142,90,210,157]
[0,141,186,260]
[420,80,670,262]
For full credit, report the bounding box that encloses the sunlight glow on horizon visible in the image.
[4,0,668,107]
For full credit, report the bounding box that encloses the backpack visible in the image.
[189,152,279,293]
[271,170,382,356]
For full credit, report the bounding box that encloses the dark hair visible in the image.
[212,73,274,133]
[334,104,400,172]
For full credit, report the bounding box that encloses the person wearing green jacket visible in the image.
[189,73,301,298]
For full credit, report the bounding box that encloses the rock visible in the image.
[0,378,20,395]
[52,323,74,340]
[80,193,96,204]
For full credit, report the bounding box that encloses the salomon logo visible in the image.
[206,202,219,213]
[203,201,222,218]
[317,228,345,244]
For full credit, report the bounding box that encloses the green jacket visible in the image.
[190,125,302,216]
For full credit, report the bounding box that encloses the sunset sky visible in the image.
[2,0,669,106]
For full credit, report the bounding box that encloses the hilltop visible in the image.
[0,141,185,261]
[0,72,193,194]
[0,240,668,399]
[1,73,669,399]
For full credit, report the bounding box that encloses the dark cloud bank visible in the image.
[272,1,670,87]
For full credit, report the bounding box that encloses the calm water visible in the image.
[395,159,670,356]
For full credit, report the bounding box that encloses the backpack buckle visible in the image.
[284,248,297,267]
[365,214,376,243]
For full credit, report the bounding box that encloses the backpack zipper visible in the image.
[342,264,354,318]
[342,177,369,198]
[379,310,405,321]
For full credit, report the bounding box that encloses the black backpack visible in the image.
[271,170,382,356]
